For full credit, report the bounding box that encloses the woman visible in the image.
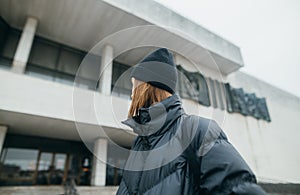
[117,48,265,195]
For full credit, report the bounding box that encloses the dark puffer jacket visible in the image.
[117,94,265,195]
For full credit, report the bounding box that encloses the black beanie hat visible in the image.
[130,48,178,94]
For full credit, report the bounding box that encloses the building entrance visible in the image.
[0,134,92,186]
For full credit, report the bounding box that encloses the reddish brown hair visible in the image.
[128,83,171,118]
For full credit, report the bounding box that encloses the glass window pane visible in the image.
[57,48,84,75]
[0,57,12,70]
[38,153,52,171]
[36,152,53,185]
[106,144,128,186]
[80,156,91,185]
[3,148,38,171]
[0,30,20,59]
[77,53,101,79]
[0,148,38,185]
[68,155,80,175]
[25,64,56,81]
[0,148,7,162]
[54,154,66,171]
[75,53,101,90]
[112,61,131,98]
[28,39,59,69]
[50,153,66,185]
[0,18,9,51]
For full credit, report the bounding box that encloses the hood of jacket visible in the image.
[121,94,185,137]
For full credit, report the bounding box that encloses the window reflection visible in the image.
[0,135,93,186]
[36,153,67,185]
[52,153,66,185]
[0,148,38,185]
[38,152,52,171]
[36,152,52,185]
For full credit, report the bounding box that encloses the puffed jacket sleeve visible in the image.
[190,117,266,194]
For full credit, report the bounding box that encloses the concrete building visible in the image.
[0,0,299,194]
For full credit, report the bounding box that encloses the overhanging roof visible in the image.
[0,0,244,74]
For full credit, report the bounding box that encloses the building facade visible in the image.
[0,0,299,194]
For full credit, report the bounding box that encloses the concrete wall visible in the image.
[0,69,128,129]
[225,71,300,183]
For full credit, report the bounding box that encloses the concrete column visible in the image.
[99,45,113,95]
[91,138,108,186]
[11,17,38,74]
[0,126,7,155]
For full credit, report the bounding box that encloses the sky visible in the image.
[155,0,300,98]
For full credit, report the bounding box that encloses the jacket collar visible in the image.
[122,94,184,137]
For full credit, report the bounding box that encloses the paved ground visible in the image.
[0,186,118,195]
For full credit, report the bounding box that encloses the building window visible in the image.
[25,36,88,87]
[0,24,21,70]
[111,61,132,98]
[106,163,124,186]
[0,148,38,186]
[0,134,93,186]
[105,144,128,186]
[74,53,102,90]
[0,17,9,49]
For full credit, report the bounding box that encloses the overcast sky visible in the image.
[156,0,300,98]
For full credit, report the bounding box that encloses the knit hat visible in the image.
[130,48,178,94]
